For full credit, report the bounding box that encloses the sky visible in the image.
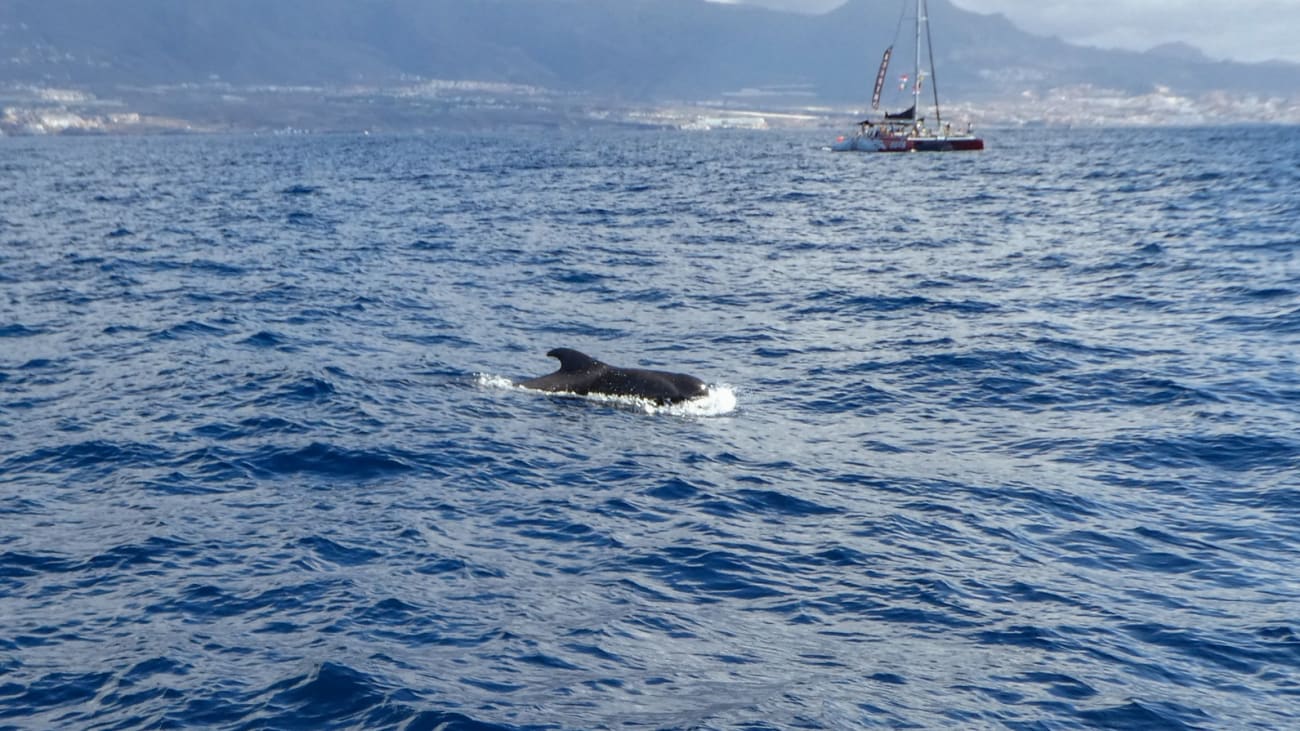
[709,0,1300,65]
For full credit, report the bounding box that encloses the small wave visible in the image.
[150,320,228,341]
[186,259,246,277]
[627,545,787,600]
[1214,307,1300,335]
[298,536,382,566]
[0,324,45,338]
[1076,698,1213,729]
[734,488,837,516]
[245,442,415,479]
[1221,285,1296,300]
[238,330,296,350]
[254,375,337,404]
[409,238,454,251]
[2,439,172,479]
[240,662,522,730]
[192,416,308,441]
[1093,432,1300,473]
[477,373,737,416]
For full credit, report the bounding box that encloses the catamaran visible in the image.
[832,0,983,152]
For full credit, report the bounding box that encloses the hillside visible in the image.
[5,0,1298,99]
[3,0,1298,132]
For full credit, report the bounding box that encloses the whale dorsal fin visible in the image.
[547,348,601,373]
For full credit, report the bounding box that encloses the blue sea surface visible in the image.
[1,126,1298,729]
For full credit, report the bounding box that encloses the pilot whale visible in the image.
[518,348,709,405]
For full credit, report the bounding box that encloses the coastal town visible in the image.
[4,78,1299,136]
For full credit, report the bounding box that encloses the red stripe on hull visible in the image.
[908,137,984,152]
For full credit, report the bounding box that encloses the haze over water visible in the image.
[2,126,1298,729]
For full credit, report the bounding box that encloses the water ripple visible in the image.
[1,127,1297,729]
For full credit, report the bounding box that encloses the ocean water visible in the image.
[1,125,1298,730]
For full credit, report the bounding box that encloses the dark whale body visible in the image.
[519,348,708,405]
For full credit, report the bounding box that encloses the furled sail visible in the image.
[871,46,892,110]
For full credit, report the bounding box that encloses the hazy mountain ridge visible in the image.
[3,0,1298,132]
[1,0,784,96]
[5,0,1298,98]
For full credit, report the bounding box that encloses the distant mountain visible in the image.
[1144,42,1213,64]
[2,0,1297,103]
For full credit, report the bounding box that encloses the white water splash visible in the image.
[476,373,737,416]
[475,374,518,391]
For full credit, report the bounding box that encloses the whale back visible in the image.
[518,348,707,405]
[595,366,707,404]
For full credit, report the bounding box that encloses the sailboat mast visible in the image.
[913,0,923,128]
[923,0,943,130]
